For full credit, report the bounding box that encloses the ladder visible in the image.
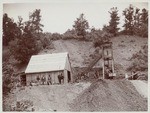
[82,54,102,74]
[102,42,115,79]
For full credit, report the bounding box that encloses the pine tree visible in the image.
[73,13,89,39]
[29,9,44,34]
[3,13,18,46]
[108,7,120,36]
[10,9,43,63]
[123,4,134,35]
[140,8,148,37]
[133,8,141,35]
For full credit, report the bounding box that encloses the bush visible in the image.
[40,37,52,49]
[127,45,148,71]
[2,50,11,62]
[10,33,39,64]
[93,31,112,48]
[11,100,34,111]
[51,33,62,40]
[62,34,76,40]
[2,62,14,95]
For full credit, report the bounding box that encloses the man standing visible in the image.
[58,74,61,84]
[36,76,40,85]
[58,73,64,84]
[41,76,46,85]
[47,75,52,85]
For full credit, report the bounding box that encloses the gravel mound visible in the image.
[70,79,147,111]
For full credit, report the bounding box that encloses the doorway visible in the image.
[20,74,26,86]
[67,71,71,83]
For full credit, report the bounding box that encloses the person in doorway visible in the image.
[47,75,52,85]
[58,74,61,84]
[36,76,40,85]
[41,76,46,85]
[58,73,64,84]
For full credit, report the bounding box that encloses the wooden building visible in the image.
[24,52,72,85]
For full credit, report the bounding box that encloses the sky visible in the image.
[3,1,148,34]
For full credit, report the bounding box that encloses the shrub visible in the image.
[9,100,34,111]
[9,33,39,64]
[40,37,52,49]
[51,33,62,40]
[93,31,112,48]
[62,34,76,40]
[127,45,148,71]
[2,62,14,95]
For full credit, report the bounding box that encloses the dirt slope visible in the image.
[39,39,95,67]
[70,79,147,111]
[39,35,147,72]
[6,79,147,112]
[7,82,91,111]
[112,35,147,74]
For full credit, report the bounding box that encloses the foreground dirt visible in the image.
[4,79,147,111]
[70,79,147,111]
[130,80,148,98]
[4,82,91,111]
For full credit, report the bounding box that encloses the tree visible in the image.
[123,4,134,35]
[141,8,148,24]
[10,9,43,63]
[123,5,148,37]
[29,9,44,34]
[108,7,120,36]
[140,8,148,37]
[128,45,148,71]
[73,13,89,39]
[10,22,39,63]
[3,13,18,46]
[133,8,141,35]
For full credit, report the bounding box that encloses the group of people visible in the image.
[30,73,64,86]
[36,75,52,85]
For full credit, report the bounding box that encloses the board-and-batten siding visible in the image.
[26,71,64,86]
[25,53,73,85]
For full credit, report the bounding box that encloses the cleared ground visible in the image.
[4,79,147,111]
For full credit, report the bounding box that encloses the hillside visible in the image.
[3,35,148,111]
[39,39,95,67]
[39,35,147,75]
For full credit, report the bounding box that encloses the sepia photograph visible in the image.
[2,0,148,112]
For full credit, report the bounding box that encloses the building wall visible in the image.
[26,71,64,86]
[64,56,72,82]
